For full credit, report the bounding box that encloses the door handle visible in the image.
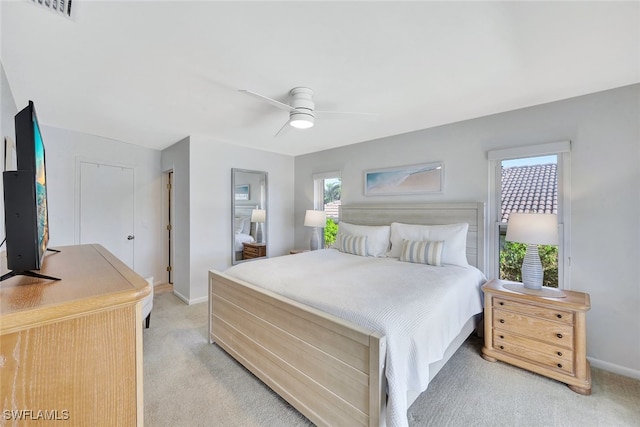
[127,235,135,240]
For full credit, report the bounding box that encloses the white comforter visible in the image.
[224,249,485,427]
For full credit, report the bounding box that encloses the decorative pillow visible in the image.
[335,222,390,257]
[399,239,444,266]
[388,222,469,267]
[338,234,368,257]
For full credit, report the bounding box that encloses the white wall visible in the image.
[162,136,295,304]
[2,63,164,285]
[1,62,18,237]
[43,126,164,283]
[294,84,640,378]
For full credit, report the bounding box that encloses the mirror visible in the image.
[231,168,268,265]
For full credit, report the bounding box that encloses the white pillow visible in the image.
[234,217,251,235]
[335,222,390,257]
[388,222,469,267]
[234,217,247,234]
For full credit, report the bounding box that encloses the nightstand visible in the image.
[243,242,266,259]
[481,279,591,395]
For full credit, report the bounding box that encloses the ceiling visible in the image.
[2,1,639,156]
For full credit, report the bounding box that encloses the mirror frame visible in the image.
[231,168,268,265]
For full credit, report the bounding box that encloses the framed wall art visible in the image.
[234,184,250,201]
[364,162,443,196]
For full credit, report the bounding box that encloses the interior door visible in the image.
[79,161,135,268]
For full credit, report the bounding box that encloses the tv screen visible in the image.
[32,105,50,260]
[2,100,57,281]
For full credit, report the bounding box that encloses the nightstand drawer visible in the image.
[493,330,574,366]
[244,246,260,255]
[493,309,574,346]
[492,336,574,375]
[493,297,574,324]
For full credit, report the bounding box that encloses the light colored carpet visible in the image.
[144,293,640,427]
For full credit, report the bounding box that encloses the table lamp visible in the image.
[304,210,326,251]
[251,209,266,244]
[505,213,558,290]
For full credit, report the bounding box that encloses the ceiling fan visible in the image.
[238,87,376,136]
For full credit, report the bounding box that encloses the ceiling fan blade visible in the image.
[315,109,378,117]
[274,119,291,137]
[239,89,294,112]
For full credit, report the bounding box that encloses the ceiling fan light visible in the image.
[289,113,314,129]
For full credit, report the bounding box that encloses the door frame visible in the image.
[74,157,136,265]
[162,170,174,284]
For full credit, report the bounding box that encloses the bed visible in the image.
[209,202,486,427]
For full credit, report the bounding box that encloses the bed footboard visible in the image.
[209,270,386,427]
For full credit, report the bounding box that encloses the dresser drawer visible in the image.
[493,308,574,347]
[493,330,574,371]
[493,297,574,324]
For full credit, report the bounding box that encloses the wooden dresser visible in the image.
[242,242,266,259]
[481,279,591,395]
[0,244,150,425]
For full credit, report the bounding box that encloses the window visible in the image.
[313,171,341,247]
[499,155,559,286]
[488,142,571,289]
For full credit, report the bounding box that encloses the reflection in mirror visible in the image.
[231,168,268,265]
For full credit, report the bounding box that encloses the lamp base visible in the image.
[255,223,263,244]
[503,282,567,298]
[309,228,321,251]
[521,244,544,290]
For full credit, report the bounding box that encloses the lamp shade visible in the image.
[304,210,326,228]
[506,213,559,245]
[251,209,266,223]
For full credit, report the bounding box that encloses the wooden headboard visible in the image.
[340,202,486,272]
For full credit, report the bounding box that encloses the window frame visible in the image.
[488,141,572,289]
[312,171,342,212]
[312,171,342,249]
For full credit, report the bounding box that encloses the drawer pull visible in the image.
[499,335,504,339]
[499,301,504,306]
[557,363,563,369]
[557,333,563,339]
[557,351,563,357]
[557,314,563,319]
[499,319,505,324]
[499,345,504,350]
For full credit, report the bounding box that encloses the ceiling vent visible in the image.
[30,0,73,19]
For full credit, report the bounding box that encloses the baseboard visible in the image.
[588,357,640,380]
[172,289,208,306]
[173,290,189,304]
[188,295,208,305]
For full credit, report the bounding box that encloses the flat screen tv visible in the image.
[2,100,59,282]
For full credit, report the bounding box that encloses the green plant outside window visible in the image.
[500,241,558,287]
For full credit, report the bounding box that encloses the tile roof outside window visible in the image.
[501,164,557,222]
